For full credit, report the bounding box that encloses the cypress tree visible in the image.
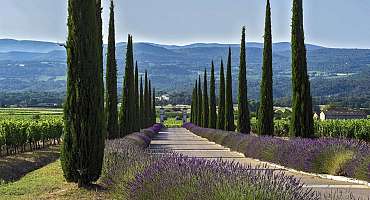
[190,86,196,123]
[217,59,226,130]
[119,35,135,136]
[194,80,198,125]
[144,71,149,127]
[258,0,274,136]
[203,69,209,128]
[209,61,217,128]
[290,0,314,138]
[152,88,156,124]
[94,0,105,181]
[237,26,251,134]
[61,0,104,186]
[134,62,140,131]
[197,76,203,126]
[105,0,118,139]
[139,76,144,128]
[148,80,152,126]
[225,48,235,131]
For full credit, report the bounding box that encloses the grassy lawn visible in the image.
[0,160,110,200]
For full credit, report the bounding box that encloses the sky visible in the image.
[0,0,370,48]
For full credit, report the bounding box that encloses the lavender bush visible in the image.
[128,155,318,200]
[184,123,370,182]
[101,123,319,199]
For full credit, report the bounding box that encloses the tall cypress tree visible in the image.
[93,0,105,183]
[105,0,118,139]
[148,80,152,127]
[194,80,198,125]
[258,0,274,136]
[190,86,196,123]
[237,26,251,134]
[144,71,149,127]
[217,59,226,130]
[61,0,104,186]
[139,76,144,128]
[290,0,314,138]
[119,35,135,136]
[152,88,156,124]
[209,61,217,129]
[134,62,140,131]
[203,69,209,128]
[197,75,203,126]
[225,48,235,131]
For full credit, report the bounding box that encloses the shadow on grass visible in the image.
[0,145,60,183]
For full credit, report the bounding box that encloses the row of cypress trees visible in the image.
[107,2,156,139]
[190,27,250,134]
[190,0,313,138]
[61,0,156,187]
[258,0,313,138]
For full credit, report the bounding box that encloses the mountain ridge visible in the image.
[0,39,369,102]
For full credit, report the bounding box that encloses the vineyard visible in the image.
[251,119,370,141]
[0,110,63,156]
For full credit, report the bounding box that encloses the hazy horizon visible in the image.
[0,0,370,48]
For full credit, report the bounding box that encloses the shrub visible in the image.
[0,117,63,156]
[128,155,318,200]
[184,123,370,182]
[251,119,370,141]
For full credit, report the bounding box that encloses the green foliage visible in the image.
[62,0,105,186]
[152,88,156,124]
[193,81,198,125]
[313,149,354,175]
[148,81,152,127]
[217,60,226,130]
[0,118,63,156]
[314,119,370,141]
[120,35,136,135]
[225,48,235,131]
[105,0,119,139]
[290,0,314,138]
[164,118,183,128]
[258,0,274,136]
[209,61,217,129]
[143,71,150,128]
[251,118,370,141]
[197,76,203,126]
[134,62,140,131]
[237,26,250,134]
[139,76,144,129]
[202,69,209,128]
[190,86,196,123]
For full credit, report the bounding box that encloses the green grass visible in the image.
[313,149,354,175]
[164,118,183,128]
[0,160,110,200]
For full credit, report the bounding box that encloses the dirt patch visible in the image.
[0,145,60,182]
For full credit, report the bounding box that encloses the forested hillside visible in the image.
[0,39,369,107]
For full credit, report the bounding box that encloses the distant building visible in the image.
[319,108,367,120]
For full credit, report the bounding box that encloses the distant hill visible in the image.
[0,39,369,102]
[0,39,64,53]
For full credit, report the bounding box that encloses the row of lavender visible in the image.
[183,123,370,182]
[101,124,321,200]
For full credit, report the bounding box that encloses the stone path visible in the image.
[149,128,370,199]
